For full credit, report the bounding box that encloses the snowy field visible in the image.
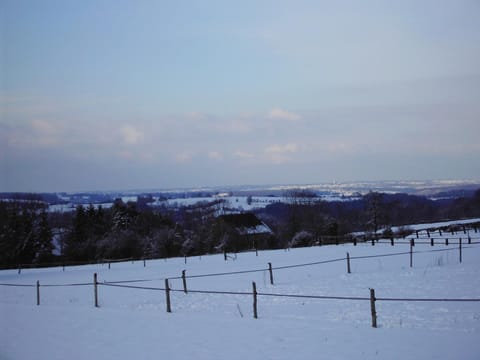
[2,229,480,359]
[47,194,358,213]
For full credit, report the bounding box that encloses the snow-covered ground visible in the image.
[47,193,360,213]
[389,218,480,232]
[163,195,284,211]
[2,229,480,359]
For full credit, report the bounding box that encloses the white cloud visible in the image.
[6,119,64,148]
[267,108,301,122]
[221,120,252,134]
[326,142,352,154]
[265,143,298,154]
[120,125,144,145]
[30,119,63,146]
[264,143,298,164]
[118,150,134,160]
[208,151,223,161]
[175,152,193,163]
[233,150,255,159]
[184,112,209,121]
[31,119,57,134]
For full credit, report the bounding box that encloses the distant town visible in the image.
[2,179,479,214]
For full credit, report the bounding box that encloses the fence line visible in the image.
[3,241,480,287]
[3,278,479,303]
[171,267,268,280]
[97,280,480,328]
[98,281,480,303]
[3,243,480,328]
[83,242,480,284]
[375,296,480,302]
[272,257,346,270]
[41,282,93,287]
[8,228,480,272]
[0,281,94,287]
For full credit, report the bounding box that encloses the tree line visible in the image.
[257,189,480,247]
[1,189,480,268]
[0,197,53,267]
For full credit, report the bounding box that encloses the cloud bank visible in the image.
[1,0,479,191]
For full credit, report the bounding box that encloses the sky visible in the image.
[1,0,480,192]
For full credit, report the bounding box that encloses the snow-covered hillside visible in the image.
[2,228,480,359]
[35,179,480,213]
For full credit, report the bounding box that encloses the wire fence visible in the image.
[2,225,480,330]
[94,278,480,328]
[2,237,480,327]
[2,236,480,287]
[7,220,478,272]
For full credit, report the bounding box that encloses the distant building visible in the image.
[217,213,275,252]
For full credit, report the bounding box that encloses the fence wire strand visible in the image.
[2,241,480,287]
[98,282,480,303]
[376,297,480,302]
[0,283,35,287]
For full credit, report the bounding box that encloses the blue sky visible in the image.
[1,0,480,192]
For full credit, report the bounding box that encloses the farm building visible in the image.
[217,213,275,252]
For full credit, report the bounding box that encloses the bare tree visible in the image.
[365,191,384,236]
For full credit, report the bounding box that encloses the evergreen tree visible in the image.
[16,209,36,265]
[0,202,20,267]
[64,205,89,260]
[35,210,54,263]
[365,191,384,235]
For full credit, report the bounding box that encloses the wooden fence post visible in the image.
[431,238,434,246]
[445,238,449,246]
[268,262,274,285]
[370,288,377,328]
[165,279,171,313]
[94,273,99,308]
[390,237,394,246]
[36,280,40,306]
[346,252,351,274]
[459,238,462,263]
[252,281,258,319]
[182,270,188,294]
[143,258,146,267]
[409,239,413,268]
